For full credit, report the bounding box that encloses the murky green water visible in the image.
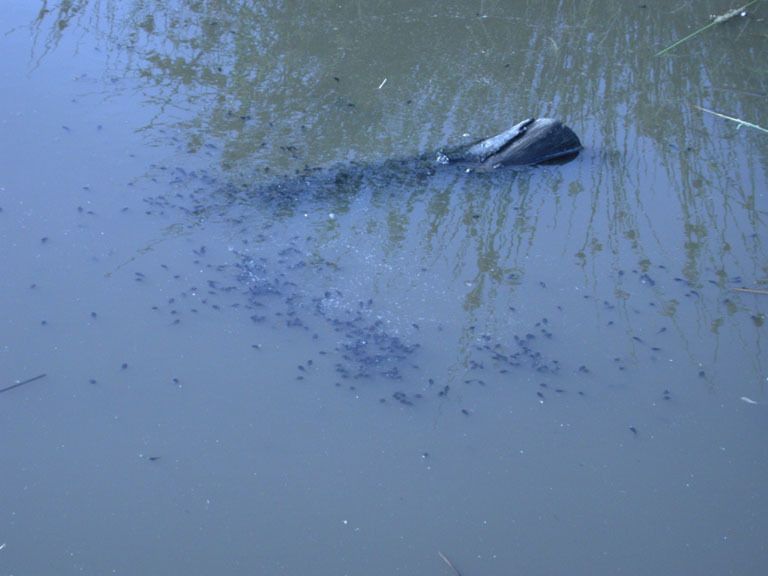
[1,1,767,574]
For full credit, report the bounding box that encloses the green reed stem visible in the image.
[655,0,759,56]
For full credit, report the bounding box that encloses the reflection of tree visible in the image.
[29,0,768,372]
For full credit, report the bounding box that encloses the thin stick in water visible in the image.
[0,373,47,394]
[691,104,768,134]
[735,287,768,295]
[438,551,463,576]
[655,0,759,57]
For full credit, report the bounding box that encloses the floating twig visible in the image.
[712,86,768,98]
[0,373,47,394]
[655,0,758,57]
[734,287,768,295]
[690,104,768,134]
[438,551,463,576]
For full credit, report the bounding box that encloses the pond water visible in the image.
[1,1,767,575]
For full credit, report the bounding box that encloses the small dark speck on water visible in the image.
[640,273,655,286]
[148,456,160,462]
[121,363,128,370]
[41,237,49,244]
[629,426,638,435]
[90,312,97,319]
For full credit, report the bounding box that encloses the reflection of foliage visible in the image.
[29,0,768,364]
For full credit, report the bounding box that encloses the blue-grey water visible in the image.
[1,1,767,575]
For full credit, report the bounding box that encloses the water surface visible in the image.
[1,1,766,575]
